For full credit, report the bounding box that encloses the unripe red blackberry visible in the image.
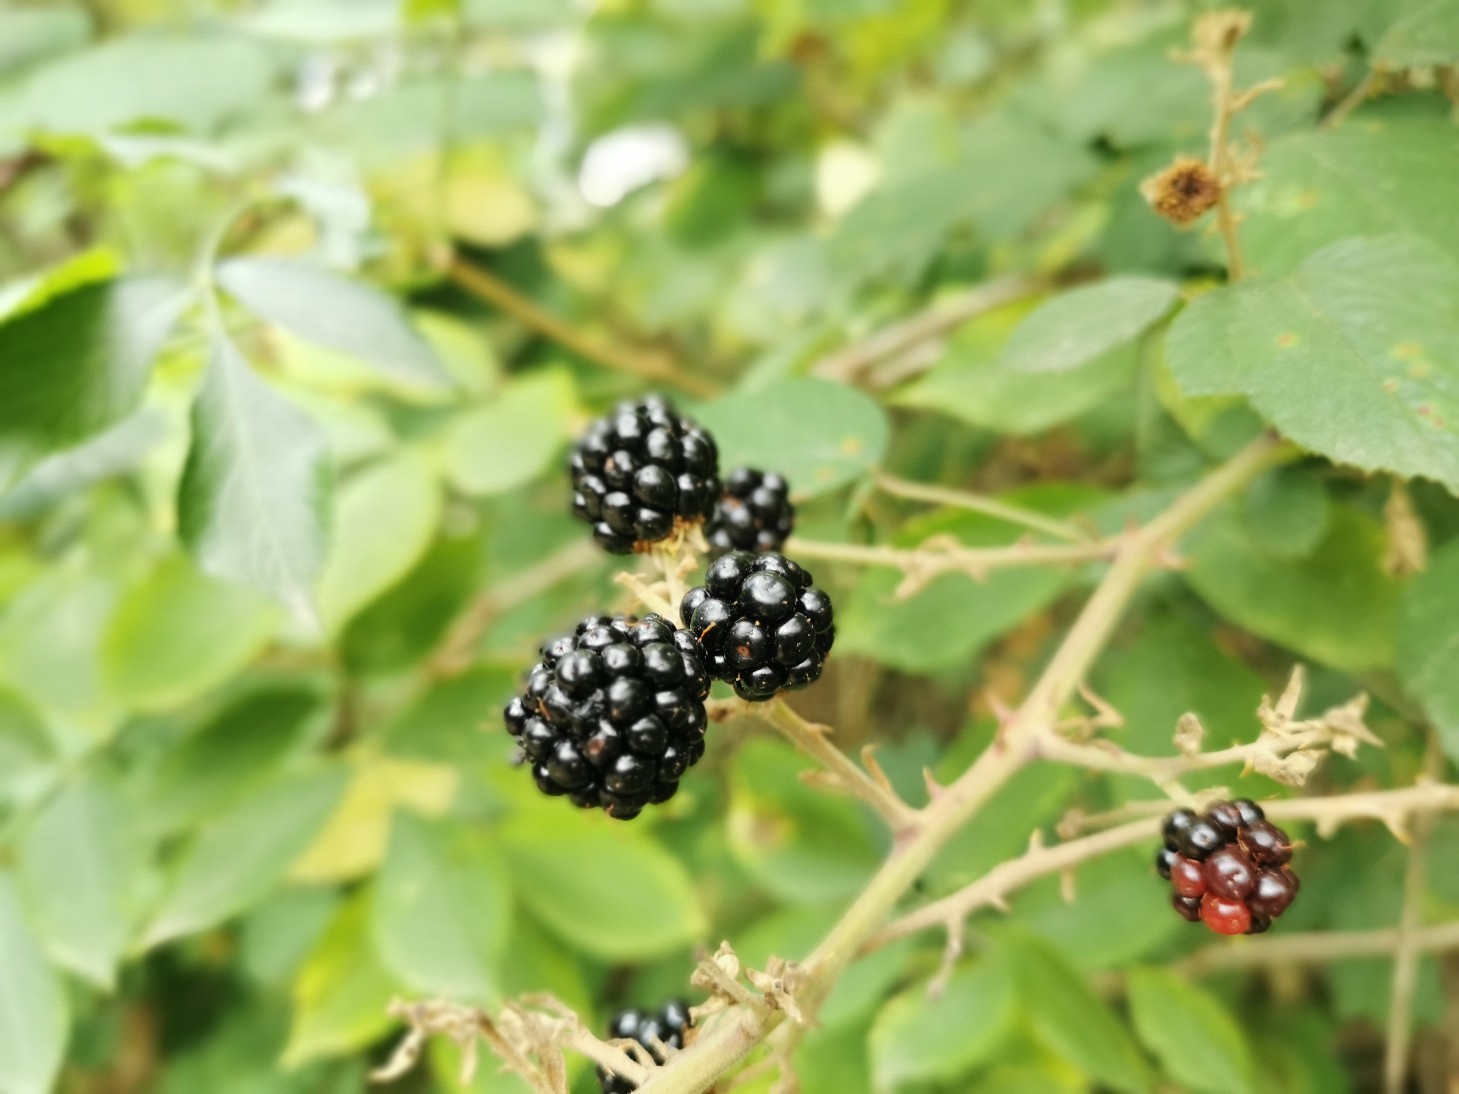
[569,395,720,555]
[1158,801,1297,935]
[707,467,795,554]
[504,613,712,819]
[599,999,692,1093]
[680,551,834,701]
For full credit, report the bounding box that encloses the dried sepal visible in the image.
[1174,712,1206,755]
[1141,157,1222,226]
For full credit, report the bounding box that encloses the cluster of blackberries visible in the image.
[598,1000,693,1093]
[706,467,794,554]
[1156,800,1299,936]
[503,614,711,820]
[508,393,829,817]
[681,552,834,701]
[570,395,721,555]
[567,395,795,556]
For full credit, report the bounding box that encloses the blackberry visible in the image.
[1157,801,1298,935]
[503,613,712,819]
[707,467,795,554]
[680,551,834,701]
[599,999,692,1093]
[569,394,720,555]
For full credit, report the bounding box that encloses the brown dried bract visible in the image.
[1141,157,1222,227]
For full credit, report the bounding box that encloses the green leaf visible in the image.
[0,7,91,76]
[868,959,1016,1091]
[16,778,131,989]
[1000,926,1151,1093]
[500,811,704,961]
[1374,0,1459,68]
[1127,967,1255,1094]
[694,378,889,498]
[1003,278,1180,374]
[0,408,167,520]
[896,301,1138,435]
[217,258,449,389]
[143,686,325,835]
[1237,465,1329,560]
[1396,539,1459,763]
[1167,235,1459,492]
[442,369,576,496]
[317,450,441,634]
[283,893,399,1068]
[0,874,68,1094]
[372,813,512,1004]
[1238,118,1459,277]
[103,554,278,710]
[0,688,53,796]
[145,766,347,946]
[0,34,275,135]
[178,327,332,625]
[726,737,882,904]
[1187,504,1400,673]
[0,277,185,489]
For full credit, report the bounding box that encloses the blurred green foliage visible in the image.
[1,0,1458,1091]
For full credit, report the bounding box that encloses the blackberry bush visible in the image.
[1157,800,1298,936]
[707,467,795,554]
[680,551,834,702]
[598,1000,692,1093]
[503,613,712,819]
[569,395,721,555]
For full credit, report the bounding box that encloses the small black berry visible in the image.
[707,467,795,554]
[1172,893,1202,923]
[570,395,720,554]
[1155,846,1178,880]
[1205,801,1244,839]
[504,613,713,819]
[1237,821,1292,867]
[599,1000,693,1093]
[1162,808,1197,851]
[1177,819,1224,861]
[1232,798,1265,827]
[680,552,834,701]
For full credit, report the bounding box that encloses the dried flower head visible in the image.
[1141,157,1223,226]
[1192,9,1253,57]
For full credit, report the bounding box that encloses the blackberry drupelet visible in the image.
[599,1000,692,1093]
[503,613,712,820]
[680,551,834,701]
[1156,798,1298,935]
[569,394,721,554]
[707,467,795,554]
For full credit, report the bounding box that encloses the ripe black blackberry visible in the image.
[1155,799,1298,936]
[680,551,834,702]
[598,1000,692,1093]
[569,394,721,555]
[502,613,712,820]
[707,467,795,554]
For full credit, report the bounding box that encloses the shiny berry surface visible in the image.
[504,613,712,819]
[1237,821,1292,867]
[681,551,834,701]
[1170,854,1207,899]
[1162,809,1197,851]
[1155,846,1178,880]
[1178,819,1224,860]
[599,999,693,1094]
[1172,893,1202,923]
[571,395,720,554]
[1199,892,1252,936]
[1247,868,1299,918]
[707,467,795,554]
[1203,847,1256,901]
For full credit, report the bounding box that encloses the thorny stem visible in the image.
[871,470,1094,543]
[869,783,1459,953]
[1176,921,1459,974]
[438,251,720,399]
[757,699,919,832]
[637,434,1291,1093]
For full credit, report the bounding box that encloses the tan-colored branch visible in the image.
[439,251,720,399]
[1177,921,1459,974]
[811,274,1049,387]
[638,435,1291,1093]
[757,699,919,832]
[784,536,1119,597]
[872,470,1094,543]
[1324,69,1379,130]
[868,783,1459,953]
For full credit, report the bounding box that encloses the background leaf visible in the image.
[178,326,333,624]
[1396,539,1459,763]
[442,369,577,496]
[1002,277,1179,374]
[0,874,68,1094]
[1127,967,1254,1094]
